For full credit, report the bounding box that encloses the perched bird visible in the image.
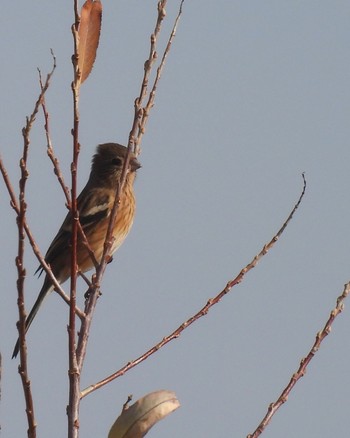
[12,143,141,358]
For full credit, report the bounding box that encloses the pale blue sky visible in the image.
[1,2,350,437]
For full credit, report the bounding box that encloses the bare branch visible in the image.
[5,52,62,434]
[0,159,84,320]
[15,64,55,437]
[247,281,350,438]
[128,0,185,155]
[39,52,99,273]
[39,50,71,206]
[76,0,184,374]
[65,1,185,433]
[67,1,81,436]
[81,175,306,398]
[136,0,185,150]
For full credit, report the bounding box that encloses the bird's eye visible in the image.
[111,157,122,166]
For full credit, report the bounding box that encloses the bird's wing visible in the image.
[76,186,112,230]
[36,186,113,276]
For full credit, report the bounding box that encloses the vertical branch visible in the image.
[68,0,103,432]
[39,51,71,206]
[127,0,184,155]
[12,63,56,436]
[1,155,77,310]
[17,119,36,438]
[75,0,184,385]
[74,0,172,371]
[137,0,184,148]
[16,103,42,437]
[67,1,81,438]
[74,0,184,374]
[74,147,133,371]
[129,0,168,154]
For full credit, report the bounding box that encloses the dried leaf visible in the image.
[108,390,180,438]
[78,0,102,83]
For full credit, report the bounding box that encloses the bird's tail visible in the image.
[12,279,54,359]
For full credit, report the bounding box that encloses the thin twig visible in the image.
[247,281,350,438]
[73,148,135,372]
[81,175,306,398]
[39,53,99,271]
[0,53,84,321]
[129,0,167,153]
[76,0,184,376]
[7,53,62,435]
[38,52,95,303]
[0,159,84,320]
[39,50,70,205]
[76,0,185,371]
[77,1,186,371]
[15,65,54,436]
[136,0,184,149]
[67,2,81,437]
[128,0,185,155]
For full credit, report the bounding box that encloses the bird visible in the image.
[12,142,141,358]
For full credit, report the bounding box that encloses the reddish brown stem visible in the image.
[81,175,306,398]
[67,2,81,437]
[247,281,350,438]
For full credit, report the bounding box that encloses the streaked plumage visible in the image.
[12,143,140,358]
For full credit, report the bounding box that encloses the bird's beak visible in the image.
[130,157,141,171]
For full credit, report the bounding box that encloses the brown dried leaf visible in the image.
[78,0,102,83]
[108,390,180,438]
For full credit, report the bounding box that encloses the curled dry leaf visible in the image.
[108,390,180,438]
[78,0,102,83]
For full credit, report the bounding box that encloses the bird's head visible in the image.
[91,143,141,187]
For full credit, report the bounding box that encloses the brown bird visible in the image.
[12,143,141,358]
